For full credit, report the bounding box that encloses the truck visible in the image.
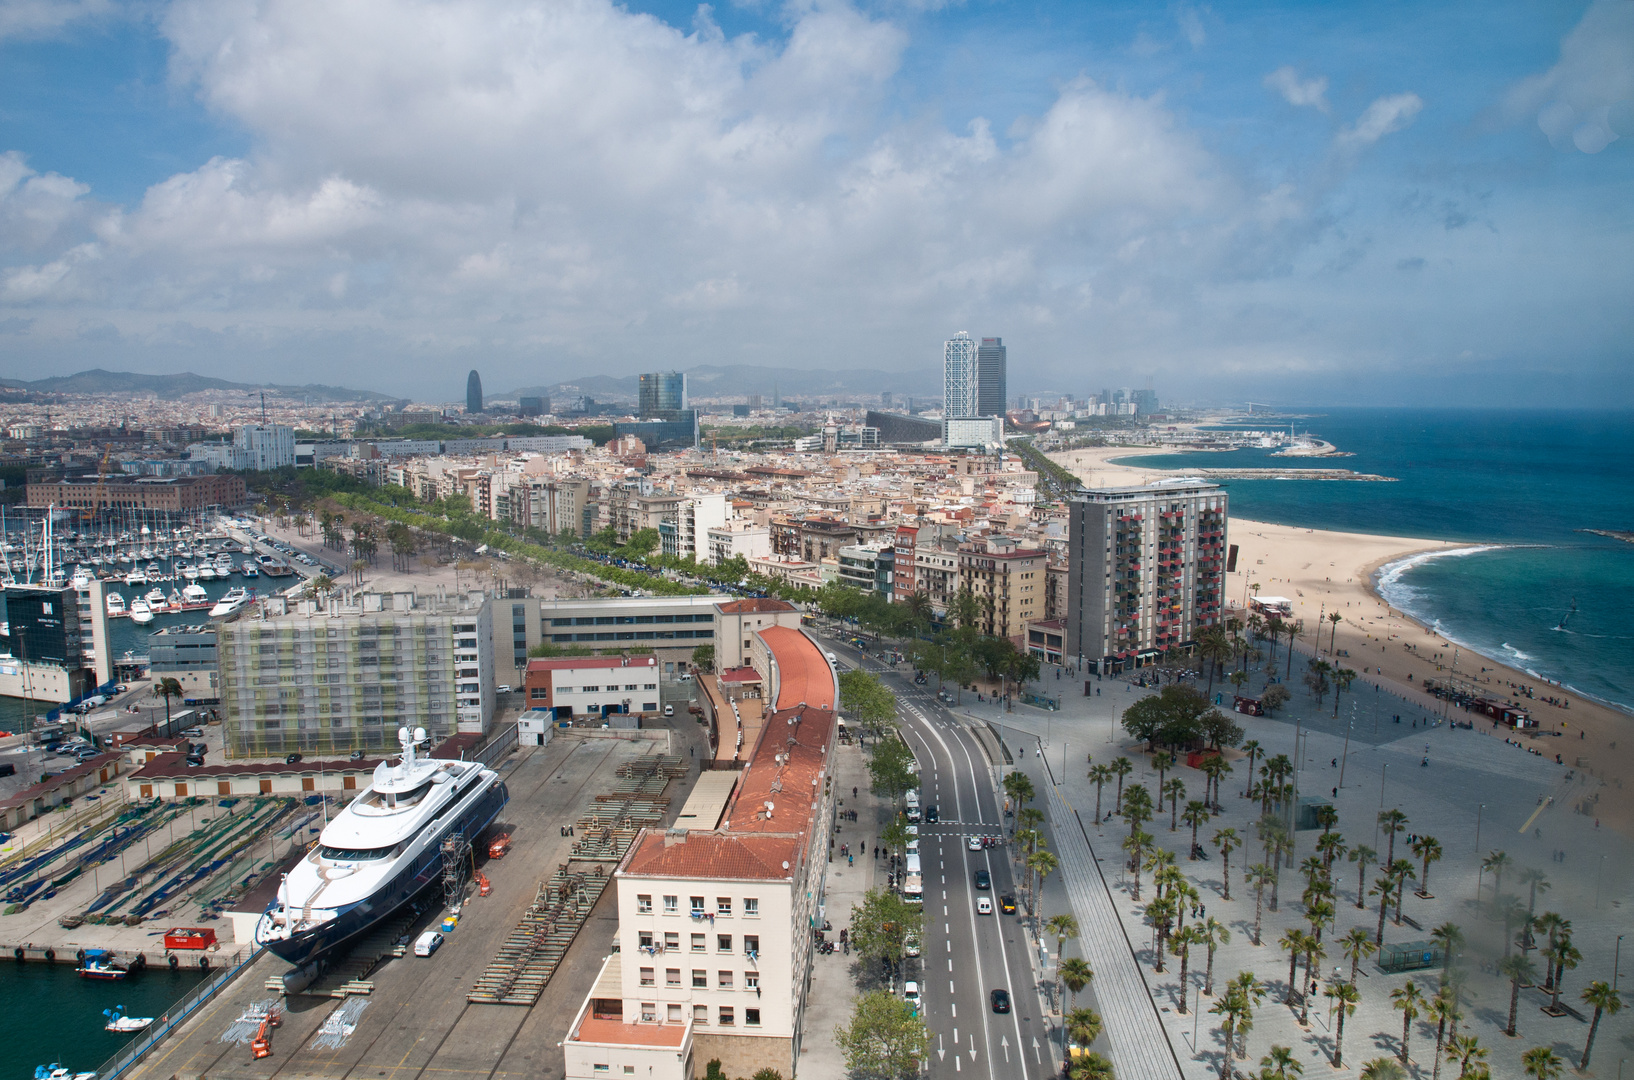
[904,789,920,822]
[902,852,923,904]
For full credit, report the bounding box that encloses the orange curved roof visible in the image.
[759,625,835,712]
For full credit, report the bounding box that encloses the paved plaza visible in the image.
[939,649,1634,1079]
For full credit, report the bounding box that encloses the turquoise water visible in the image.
[1114,407,1634,711]
[0,960,205,1077]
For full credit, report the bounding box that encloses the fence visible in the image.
[473,722,519,769]
[91,944,262,1080]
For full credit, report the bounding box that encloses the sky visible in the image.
[0,0,1631,406]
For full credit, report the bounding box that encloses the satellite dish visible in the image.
[765,801,775,812]
[782,861,790,870]
[413,727,426,744]
[397,726,411,746]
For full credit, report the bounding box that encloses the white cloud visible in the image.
[1335,92,1423,149]
[1263,66,1329,113]
[0,0,112,40]
[1505,0,1634,153]
[1176,5,1207,49]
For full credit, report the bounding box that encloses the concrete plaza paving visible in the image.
[943,654,1634,1079]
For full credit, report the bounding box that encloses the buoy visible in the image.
[168,954,178,970]
[12,947,23,962]
[43,948,54,962]
[199,956,210,970]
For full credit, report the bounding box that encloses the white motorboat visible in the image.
[182,583,209,605]
[102,1006,153,1033]
[35,1064,97,1080]
[241,561,260,578]
[180,563,200,581]
[198,565,217,580]
[256,727,508,969]
[124,569,148,587]
[106,592,126,616]
[209,588,249,618]
[129,598,154,625]
[214,553,235,574]
[145,587,171,613]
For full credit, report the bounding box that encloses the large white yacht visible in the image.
[208,588,249,618]
[254,727,508,970]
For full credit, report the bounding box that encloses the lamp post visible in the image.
[1615,934,1624,991]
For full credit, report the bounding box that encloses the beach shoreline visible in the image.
[1051,443,1634,836]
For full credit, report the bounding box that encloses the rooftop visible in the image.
[718,666,762,684]
[760,625,835,712]
[620,830,801,881]
[571,1016,690,1048]
[526,655,658,672]
[715,597,796,614]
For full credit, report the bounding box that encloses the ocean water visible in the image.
[0,960,205,1076]
[1113,407,1634,711]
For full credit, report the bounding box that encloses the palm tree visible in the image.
[1163,777,1187,831]
[1391,981,1425,1066]
[1198,917,1230,996]
[1544,936,1580,1013]
[1481,850,1512,905]
[1332,667,1356,717]
[1059,957,1094,1011]
[1183,800,1210,856]
[1499,954,1537,1037]
[1388,858,1417,925]
[1146,895,1176,973]
[154,676,184,730]
[1315,831,1347,876]
[1065,1006,1103,1049]
[1122,783,1154,841]
[1430,922,1464,985]
[1279,928,1308,1005]
[1411,835,1443,898]
[1371,874,1395,945]
[1048,912,1079,1008]
[1198,626,1232,696]
[1377,808,1409,864]
[1111,756,1133,812]
[1246,864,1273,945]
[1124,831,1153,900]
[1426,985,1461,1080]
[1172,924,1201,1012]
[1517,868,1550,949]
[1532,913,1566,989]
[1213,828,1239,899]
[1069,1052,1115,1080]
[1326,610,1343,652]
[1259,1045,1302,1079]
[1088,764,1113,822]
[1299,934,1326,1024]
[1521,1046,1563,1080]
[1579,980,1623,1071]
[1232,972,1267,1065]
[1030,849,1059,922]
[1209,988,1246,1080]
[1326,981,1361,1067]
[1305,898,1335,945]
[1359,1061,1407,1080]
[1340,926,1377,984]
[1498,897,1529,958]
[1449,1034,1487,1079]
[1240,740,1262,799]
[1349,844,1377,909]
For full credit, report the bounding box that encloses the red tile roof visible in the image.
[622,831,801,881]
[715,598,796,614]
[759,626,835,711]
[572,1016,689,1047]
[718,666,762,684]
[129,752,383,779]
[526,655,658,671]
[726,706,835,836]
[0,752,123,812]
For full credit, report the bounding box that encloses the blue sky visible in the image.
[0,0,1629,405]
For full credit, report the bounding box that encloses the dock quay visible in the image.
[111,720,708,1080]
[1184,467,1396,481]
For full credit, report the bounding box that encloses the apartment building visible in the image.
[711,598,802,671]
[562,624,838,1080]
[836,543,893,597]
[956,535,1047,644]
[705,520,771,566]
[659,493,729,561]
[1064,479,1227,672]
[523,654,661,721]
[217,590,494,758]
[495,594,724,690]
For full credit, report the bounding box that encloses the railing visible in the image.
[92,944,262,1079]
[472,722,519,769]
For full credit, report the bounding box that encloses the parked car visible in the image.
[663,705,675,717]
[973,869,990,890]
[496,684,512,694]
[413,931,444,957]
[285,753,303,764]
[181,727,205,738]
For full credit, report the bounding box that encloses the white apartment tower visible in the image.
[942,332,979,418]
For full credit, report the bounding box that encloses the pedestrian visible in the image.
[853,786,858,799]
[1332,786,1338,798]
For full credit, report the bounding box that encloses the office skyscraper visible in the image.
[943,332,978,417]
[466,370,483,414]
[638,371,688,418]
[977,337,1007,417]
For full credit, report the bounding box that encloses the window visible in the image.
[664,932,679,950]
[644,683,657,690]
[690,896,705,916]
[583,685,600,692]
[691,934,705,952]
[717,970,733,989]
[593,1066,609,1075]
[666,968,680,987]
[745,972,759,992]
[716,897,732,917]
[636,894,652,914]
[718,1007,734,1026]
[663,894,678,914]
[638,931,653,950]
[693,1005,708,1024]
[746,1008,761,1026]
[744,935,759,957]
[641,1002,656,1022]
[624,683,637,691]
[530,687,548,699]
[692,969,707,988]
[667,1003,683,1023]
[717,934,732,953]
[639,966,655,986]
[744,898,759,916]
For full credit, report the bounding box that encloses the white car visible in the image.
[976,897,993,915]
[903,981,921,1010]
[904,932,921,958]
[905,824,918,837]
[967,836,983,852]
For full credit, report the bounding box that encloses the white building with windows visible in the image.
[705,521,771,567]
[943,331,979,418]
[232,424,297,470]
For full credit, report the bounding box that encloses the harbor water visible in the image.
[0,959,205,1078]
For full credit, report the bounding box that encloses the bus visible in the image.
[903,853,923,903]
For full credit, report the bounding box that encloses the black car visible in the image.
[925,806,939,824]
[285,753,303,764]
[990,988,1011,1013]
[974,869,991,890]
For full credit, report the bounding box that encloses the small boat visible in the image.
[106,592,126,616]
[102,1006,153,1033]
[198,565,217,581]
[241,561,259,578]
[182,583,209,606]
[35,1064,97,1080]
[179,563,200,581]
[124,569,148,587]
[75,949,132,980]
[129,598,154,625]
[210,588,249,618]
[214,553,234,574]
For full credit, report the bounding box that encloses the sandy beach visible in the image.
[1053,444,1634,836]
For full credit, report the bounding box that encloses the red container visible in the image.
[163,927,217,951]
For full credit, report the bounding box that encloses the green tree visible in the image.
[1110,757,1133,812]
[850,888,923,974]
[154,676,185,728]
[1521,1046,1563,1080]
[1349,844,1377,910]
[691,643,716,672]
[1340,926,1377,985]
[840,668,900,735]
[1213,828,1239,900]
[1060,957,1094,1011]
[1377,808,1409,864]
[1326,981,1361,1068]
[1089,764,1113,823]
[1068,1052,1114,1080]
[1004,770,1037,816]
[1258,1045,1302,1079]
[1260,684,1291,716]
[1391,981,1424,1066]
[1182,800,1211,857]
[1499,954,1538,1037]
[835,990,928,1080]
[1579,980,1622,1072]
[1481,850,1512,905]
[868,737,918,804]
[1332,666,1357,718]
[1359,1060,1407,1080]
[1246,863,1273,945]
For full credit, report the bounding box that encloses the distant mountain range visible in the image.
[504,364,941,402]
[0,368,395,402]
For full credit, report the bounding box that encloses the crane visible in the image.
[250,1003,282,1059]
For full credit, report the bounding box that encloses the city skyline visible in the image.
[1,2,1629,406]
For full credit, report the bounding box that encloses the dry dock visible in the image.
[117,723,707,1080]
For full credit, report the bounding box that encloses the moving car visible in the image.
[990,989,1011,1013]
[973,869,990,890]
[976,896,993,915]
[1000,894,1017,915]
[925,806,939,823]
[967,835,984,852]
[413,931,443,957]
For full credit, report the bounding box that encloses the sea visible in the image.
[0,961,206,1077]
[1111,407,1634,713]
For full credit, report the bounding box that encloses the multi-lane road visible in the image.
[827,635,1060,1080]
